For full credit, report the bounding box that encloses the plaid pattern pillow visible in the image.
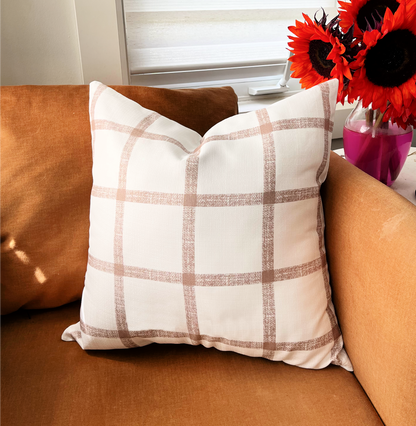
[62,80,352,370]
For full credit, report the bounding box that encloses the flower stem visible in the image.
[372,108,389,137]
[374,109,385,128]
[366,108,374,126]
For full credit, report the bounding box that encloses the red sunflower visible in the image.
[338,0,406,40]
[288,13,353,102]
[348,3,416,127]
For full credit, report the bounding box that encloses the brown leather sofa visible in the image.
[2,85,415,426]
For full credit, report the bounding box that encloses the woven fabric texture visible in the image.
[63,80,352,370]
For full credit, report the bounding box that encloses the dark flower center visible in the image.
[308,40,334,78]
[365,29,416,87]
[356,0,399,32]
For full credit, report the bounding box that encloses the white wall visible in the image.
[1,0,83,85]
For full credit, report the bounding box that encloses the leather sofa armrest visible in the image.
[321,151,416,426]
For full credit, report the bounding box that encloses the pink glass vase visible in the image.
[343,101,413,186]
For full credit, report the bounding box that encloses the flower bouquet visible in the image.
[288,0,416,185]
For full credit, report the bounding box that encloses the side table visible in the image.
[333,147,416,206]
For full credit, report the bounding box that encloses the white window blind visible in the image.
[123,0,338,90]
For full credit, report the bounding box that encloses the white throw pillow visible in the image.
[62,79,352,370]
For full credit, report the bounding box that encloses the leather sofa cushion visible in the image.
[0,85,238,314]
[1,301,383,426]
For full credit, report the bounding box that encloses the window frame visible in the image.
[74,0,353,138]
[74,0,130,85]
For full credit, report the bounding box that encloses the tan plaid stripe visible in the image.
[89,254,183,283]
[92,186,184,205]
[79,319,340,352]
[88,254,325,286]
[111,112,160,348]
[91,186,320,207]
[202,117,333,146]
[182,153,202,343]
[90,84,135,347]
[92,119,192,154]
[256,108,277,359]
[271,117,333,133]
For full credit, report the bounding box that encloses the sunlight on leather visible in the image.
[6,237,47,284]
